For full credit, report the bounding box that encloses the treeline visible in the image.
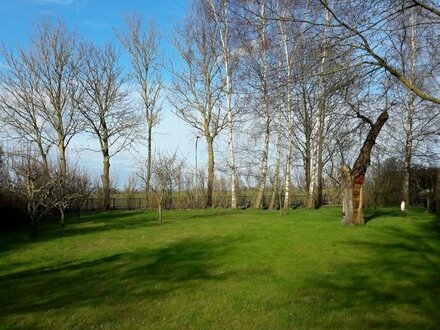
[1,0,440,231]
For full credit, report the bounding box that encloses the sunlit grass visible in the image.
[0,207,439,329]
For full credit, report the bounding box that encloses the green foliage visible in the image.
[0,208,439,328]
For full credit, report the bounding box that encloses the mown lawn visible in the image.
[0,208,439,329]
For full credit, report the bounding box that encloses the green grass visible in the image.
[0,208,439,329]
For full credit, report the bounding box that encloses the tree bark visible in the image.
[158,203,163,224]
[341,110,389,224]
[402,11,417,210]
[146,122,153,208]
[206,135,215,208]
[253,2,270,209]
[436,170,440,218]
[253,111,270,209]
[269,128,281,210]
[57,133,67,226]
[209,0,238,209]
[102,151,111,210]
[341,164,353,224]
[59,206,65,227]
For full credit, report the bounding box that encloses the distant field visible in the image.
[0,208,439,329]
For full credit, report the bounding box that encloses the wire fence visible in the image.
[81,193,339,211]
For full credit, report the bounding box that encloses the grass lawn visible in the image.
[0,208,439,329]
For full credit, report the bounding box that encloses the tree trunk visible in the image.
[402,11,417,210]
[158,203,163,223]
[304,91,313,208]
[269,174,280,210]
[57,142,66,176]
[436,170,440,218]
[28,200,37,237]
[228,118,237,209]
[307,127,317,208]
[206,136,215,208]
[314,6,331,209]
[146,123,153,208]
[402,124,413,209]
[269,141,281,210]
[352,174,365,224]
[283,143,292,209]
[341,167,364,225]
[59,206,65,227]
[341,110,389,224]
[253,3,270,209]
[269,80,282,211]
[253,111,270,209]
[102,151,111,210]
[37,141,49,175]
[341,164,353,224]
[277,1,294,210]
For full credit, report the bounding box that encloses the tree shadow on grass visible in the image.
[0,211,161,254]
[303,221,440,328]
[0,237,236,324]
[364,208,403,223]
[364,207,432,224]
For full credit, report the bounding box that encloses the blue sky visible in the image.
[0,0,204,188]
[0,0,189,44]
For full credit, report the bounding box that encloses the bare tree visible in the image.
[0,44,51,171]
[9,148,58,236]
[1,18,82,226]
[207,0,239,209]
[274,0,303,210]
[168,1,226,208]
[51,163,94,225]
[76,41,139,210]
[150,152,185,223]
[28,18,82,176]
[340,83,393,224]
[117,14,162,206]
[318,0,440,106]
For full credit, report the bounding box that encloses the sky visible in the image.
[0,0,205,188]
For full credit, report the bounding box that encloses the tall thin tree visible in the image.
[76,42,138,210]
[117,14,162,207]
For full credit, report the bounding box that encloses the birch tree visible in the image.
[244,0,273,209]
[207,0,239,209]
[313,3,332,208]
[274,0,299,209]
[318,0,440,106]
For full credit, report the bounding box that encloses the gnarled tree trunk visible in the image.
[341,109,389,225]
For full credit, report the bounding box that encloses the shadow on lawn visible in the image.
[364,208,404,223]
[0,237,235,320]
[305,220,440,328]
[0,211,159,253]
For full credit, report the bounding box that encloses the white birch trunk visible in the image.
[253,2,270,209]
[277,8,294,210]
[209,0,238,209]
[402,11,417,209]
[308,5,330,208]
[269,81,283,210]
